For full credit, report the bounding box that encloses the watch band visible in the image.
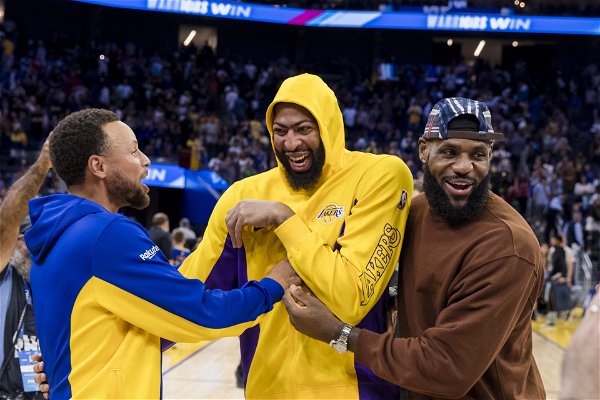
[329,323,353,354]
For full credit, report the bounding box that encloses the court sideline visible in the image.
[162,319,572,399]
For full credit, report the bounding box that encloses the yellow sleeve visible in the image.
[275,156,413,324]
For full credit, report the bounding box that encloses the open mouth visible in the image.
[287,152,313,172]
[444,179,475,197]
[141,171,150,192]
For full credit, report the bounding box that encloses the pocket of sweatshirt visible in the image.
[108,369,125,399]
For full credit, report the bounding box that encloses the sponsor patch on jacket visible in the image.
[359,223,401,305]
[397,189,408,210]
[316,203,345,224]
[139,245,160,261]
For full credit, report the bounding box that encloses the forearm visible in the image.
[0,160,49,266]
[276,214,404,323]
[1,160,49,221]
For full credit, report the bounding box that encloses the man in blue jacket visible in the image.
[25,109,296,399]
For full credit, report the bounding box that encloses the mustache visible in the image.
[442,176,476,184]
[284,148,309,154]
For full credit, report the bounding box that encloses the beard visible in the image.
[10,247,32,281]
[423,165,490,228]
[106,168,150,210]
[275,142,326,192]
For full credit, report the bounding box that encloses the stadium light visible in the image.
[519,2,526,8]
[512,41,519,47]
[447,39,453,46]
[474,40,486,57]
[183,30,197,47]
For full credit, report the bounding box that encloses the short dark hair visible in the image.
[171,228,185,244]
[152,212,169,227]
[50,109,119,188]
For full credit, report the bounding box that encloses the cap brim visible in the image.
[446,130,505,142]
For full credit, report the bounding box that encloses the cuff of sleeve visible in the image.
[257,277,285,303]
[353,328,380,365]
[275,214,312,251]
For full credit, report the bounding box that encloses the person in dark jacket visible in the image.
[148,212,172,259]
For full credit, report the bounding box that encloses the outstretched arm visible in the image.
[0,139,52,270]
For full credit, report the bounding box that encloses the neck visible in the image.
[69,184,121,213]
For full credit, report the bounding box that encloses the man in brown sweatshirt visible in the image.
[284,97,546,399]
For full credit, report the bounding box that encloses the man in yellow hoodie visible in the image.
[178,73,414,399]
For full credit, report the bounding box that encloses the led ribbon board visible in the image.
[73,0,600,35]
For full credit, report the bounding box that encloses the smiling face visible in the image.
[419,137,492,226]
[272,103,325,191]
[103,121,151,210]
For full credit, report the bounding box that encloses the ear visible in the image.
[88,155,108,179]
[488,143,494,161]
[418,138,429,164]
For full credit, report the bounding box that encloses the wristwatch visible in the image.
[329,323,353,354]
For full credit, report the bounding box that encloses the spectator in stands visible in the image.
[0,140,51,400]
[148,212,172,260]
[178,217,197,243]
[170,228,191,266]
[585,197,600,262]
[545,192,566,243]
[563,209,585,249]
[530,169,550,229]
[545,233,574,325]
[574,174,596,212]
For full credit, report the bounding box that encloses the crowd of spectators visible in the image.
[1,21,600,288]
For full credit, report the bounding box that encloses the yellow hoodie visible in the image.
[180,74,413,399]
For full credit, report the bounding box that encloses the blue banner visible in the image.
[142,164,186,189]
[142,164,229,193]
[72,0,600,35]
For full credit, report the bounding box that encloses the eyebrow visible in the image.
[273,120,316,127]
[438,142,489,152]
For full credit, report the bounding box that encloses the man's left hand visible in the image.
[226,200,294,248]
[283,284,344,343]
[32,354,49,399]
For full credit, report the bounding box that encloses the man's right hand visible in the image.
[225,200,295,248]
[32,354,49,399]
[36,135,53,172]
[265,259,302,289]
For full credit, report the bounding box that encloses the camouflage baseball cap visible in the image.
[422,97,504,142]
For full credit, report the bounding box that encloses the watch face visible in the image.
[332,341,347,354]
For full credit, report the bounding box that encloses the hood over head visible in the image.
[25,194,107,264]
[266,74,346,190]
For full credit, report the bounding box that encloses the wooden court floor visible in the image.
[161,314,584,399]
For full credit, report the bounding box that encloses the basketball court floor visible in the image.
[161,312,583,399]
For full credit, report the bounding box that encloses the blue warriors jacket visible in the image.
[179,74,414,399]
[25,194,283,399]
